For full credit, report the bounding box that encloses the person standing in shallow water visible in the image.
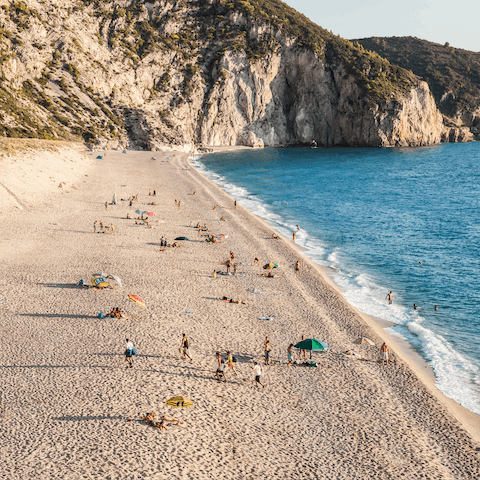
[292,232,296,243]
[386,291,393,305]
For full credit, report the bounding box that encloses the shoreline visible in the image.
[1,144,479,479]
[189,147,480,433]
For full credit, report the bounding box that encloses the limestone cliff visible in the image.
[0,0,461,149]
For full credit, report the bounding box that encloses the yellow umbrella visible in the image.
[166,396,193,408]
[128,294,146,308]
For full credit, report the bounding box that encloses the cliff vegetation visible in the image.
[0,0,453,147]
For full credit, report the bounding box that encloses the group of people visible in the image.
[108,307,124,319]
[386,290,439,311]
[94,221,114,234]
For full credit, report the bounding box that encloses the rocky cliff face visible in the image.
[0,0,463,149]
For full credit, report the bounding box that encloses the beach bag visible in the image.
[98,312,104,319]
[232,356,237,363]
[132,348,137,356]
[184,338,190,348]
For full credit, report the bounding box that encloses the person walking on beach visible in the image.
[125,339,134,368]
[233,263,238,276]
[292,232,296,243]
[264,336,271,365]
[287,344,294,367]
[215,352,226,382]
[105,201,108,211]
[295,261,301,275]
[226,351,238,376]
[381,343,390,366]
[251,362,265,388]
[386,291,393,305]
[180,334,192,361]
[234,200,237,209]
[225,258,232,274]
[94,221,97,233]
[298,335,306,360]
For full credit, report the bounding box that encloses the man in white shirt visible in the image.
[251,362,265,388]
[125,339,134,368]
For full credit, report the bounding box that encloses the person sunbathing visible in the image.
[142,413,181,430]
[108,308,117,317]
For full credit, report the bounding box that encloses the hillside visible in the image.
[353,36,480,137]
[0,0,461,148]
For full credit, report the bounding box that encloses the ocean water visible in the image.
[192,142,480,415]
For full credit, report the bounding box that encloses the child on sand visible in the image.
[287,344,294,367]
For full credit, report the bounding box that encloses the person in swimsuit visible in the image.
[292,232,296,243]
[381,343,390,366]
[264,337,271,365]
[295,261,301,275]
[215,353,226,382]
[298,335,306,360]
[181,334,192,361]
[287,344,294,367]
[434,305,438,311]
[234,200,237,208]
[226,351,238,376]
[94,221,97,233]
[233,263,238,276]
[386,291,393,305]
[225,259,231,274]
[254,257,260,266]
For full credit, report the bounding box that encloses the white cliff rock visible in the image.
[0,0,465,148]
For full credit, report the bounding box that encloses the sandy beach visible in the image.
[1,144,479,480]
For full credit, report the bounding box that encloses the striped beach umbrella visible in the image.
[128,294,146,308]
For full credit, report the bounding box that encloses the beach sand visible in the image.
[1,145,479,479]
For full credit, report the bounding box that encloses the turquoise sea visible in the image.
[192,142,480,415]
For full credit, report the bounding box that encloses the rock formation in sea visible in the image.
[0,0,466,149]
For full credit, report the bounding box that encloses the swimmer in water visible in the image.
[434,305,438,311]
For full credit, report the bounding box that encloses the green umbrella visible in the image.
[294,338,329,359]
